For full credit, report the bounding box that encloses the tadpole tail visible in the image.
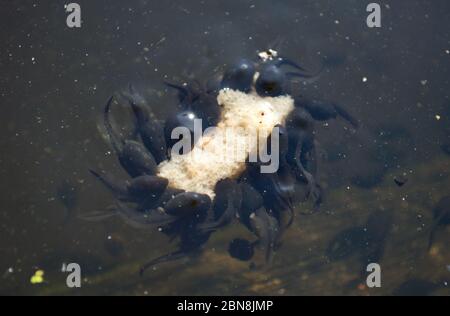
[264,229,277,265]
[333,103,360,129]
[89,169,127,197]
[197,217,226,233]
[311,186,323,210]
[139,250,187,276]
[267,36,286,54]
[285,197,295,227]
[276,57,308,72]
[128,97,148,128]
[198,206,233,233]
[286,61,324,82]
[120,84,146,140]
[104,96,123,154]
[273,182,295,228]
[77,207,118,222]
[294,142,322,210]
[164,81,191,103]
[115,202,176,229]
[198,189,238,233]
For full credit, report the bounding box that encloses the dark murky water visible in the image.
[1,0,449,295]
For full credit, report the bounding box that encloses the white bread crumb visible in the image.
[157,89,294,198]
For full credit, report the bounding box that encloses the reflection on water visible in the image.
[0,0,449,295]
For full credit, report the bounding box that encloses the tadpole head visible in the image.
[228,238,254,261]
[221,59,255,93]
[255,64,286,97]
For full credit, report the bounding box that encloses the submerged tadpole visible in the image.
[56,179,79,223]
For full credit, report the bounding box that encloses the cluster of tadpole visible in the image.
[90,51,359,275]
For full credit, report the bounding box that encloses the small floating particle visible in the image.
[30,270,45,284]
[357,283,366,291]
[362,77,368,83]
[394,176,408,187]
[258,49,278,61]
[435,115,441,121]
[2,267,14,278]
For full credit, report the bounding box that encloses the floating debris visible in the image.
[258,49,278,61]
[2,267,14,279]
[394,175,408,187]
[30,270,45,284]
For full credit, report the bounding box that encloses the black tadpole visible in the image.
[103,96,124,154]
[228,238,254,261]
[394,176,408,187]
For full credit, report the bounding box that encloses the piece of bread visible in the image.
[157,88,294,198]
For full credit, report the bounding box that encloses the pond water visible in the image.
[0,0,449,295]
